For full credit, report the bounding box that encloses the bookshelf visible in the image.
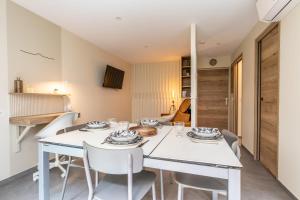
[181,56,191,98]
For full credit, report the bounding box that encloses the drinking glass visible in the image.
[118,121,129,131]
[108,118,118,129]
[174,121,185,137]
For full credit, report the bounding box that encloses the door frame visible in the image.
[230,54,243,135]
[254,22,280,161]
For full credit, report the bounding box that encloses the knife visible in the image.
[138,140,149,147]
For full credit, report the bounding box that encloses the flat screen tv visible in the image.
[103,65,125,89]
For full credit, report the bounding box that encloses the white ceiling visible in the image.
[12,0,258,64]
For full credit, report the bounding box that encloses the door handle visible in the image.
[225,97,228,105]
[261,97,264,102]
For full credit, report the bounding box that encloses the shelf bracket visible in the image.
[14,125,36,153]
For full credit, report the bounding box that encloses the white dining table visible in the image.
[38,126,242,200]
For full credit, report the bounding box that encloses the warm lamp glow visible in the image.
[172,90,175,99]
[47,81,70,95]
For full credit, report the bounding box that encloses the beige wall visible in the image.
[278,4,300,198]
[232,22,268,154]
[7,1,62,175]
[1,1,132,180]
[233,5,300,198]
[7,1,62,94]
[0,0,10,181]
[61,29,131,123]
[198,55,231,69]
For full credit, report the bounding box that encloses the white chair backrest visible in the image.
[221,129,241,159]
[35,112,77,139]
[83,142,143,175]
[231,141,241,159]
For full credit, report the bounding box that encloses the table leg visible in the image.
[160,169,164,200]
[39,143,50,200]
[228,168,241,200]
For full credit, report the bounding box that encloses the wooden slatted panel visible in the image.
[197,69,229,130]
[259,25,279,177]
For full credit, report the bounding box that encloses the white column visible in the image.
[190,24,197,127]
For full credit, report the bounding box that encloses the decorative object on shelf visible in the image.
[209,58,218,66]
[14,77,23,93]
[169,99,176,114]
[20,49,55,60]
[181,56,191,97]
[53,88,59,94]
[169,90,177,114]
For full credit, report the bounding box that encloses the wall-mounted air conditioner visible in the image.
[256,0,300,22]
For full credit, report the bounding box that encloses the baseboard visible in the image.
[0,157,56,187]
[241,144,254,157]
[278,180,299,200]
[241,146,298,200]
[0,166,37,187]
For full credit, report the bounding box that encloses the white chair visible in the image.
[174,130,241,200]
[83,142,157,200]
[33,112,78,181]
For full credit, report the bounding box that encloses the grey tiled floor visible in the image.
[0,148,295,200]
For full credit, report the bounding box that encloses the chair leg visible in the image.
[55,154,66,177]
[57,164,67,178]
[169,171,174,184]
[212,191,218,200]
[152,183,156,200]
[33,171,39,182]
[177,184,184,200]
[160,170,164,200]
[95,171,99,188]
[60,156,72,200]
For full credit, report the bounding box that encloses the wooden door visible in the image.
[258,25,279,177]
[197,69,229,130]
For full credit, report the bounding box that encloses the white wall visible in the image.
[2,1,132,180]
[7,1,62,176]
[132,61,181,121]
[198,55,231,69]
[0,0,10,181]
[278,4,300,198]
[7,1,62,93]
[61,29,131,123]
[232,22,268,154]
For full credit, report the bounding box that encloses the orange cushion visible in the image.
[178,99,191,113]
[172,112,190,123]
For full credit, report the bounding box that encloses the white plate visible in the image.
[192,127,220,138]
[141,119,159,127]
[110,130,138,142]
[87,121,109,129]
